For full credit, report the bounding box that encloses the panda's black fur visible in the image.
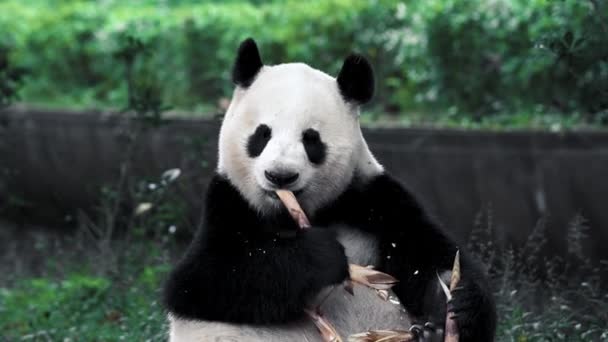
[246,124,272,158]
[232,38,263,87]
[163,38,496,342]
[337,54,375,104]
[301,128,327,165]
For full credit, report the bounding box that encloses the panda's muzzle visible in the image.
[264,170,299,187]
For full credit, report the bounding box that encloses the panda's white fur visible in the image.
[169,62,415,341]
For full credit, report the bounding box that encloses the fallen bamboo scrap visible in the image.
[348,264,399,301]
[305,308,343,342]
[348,329,415,342]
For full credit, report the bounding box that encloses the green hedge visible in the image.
[1,0,606,123]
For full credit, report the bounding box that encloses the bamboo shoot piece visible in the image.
[349,264,399,294]
[348,330,416,342]
[437,250,461,342]
[305,309,344,342]
[275,190,311,228]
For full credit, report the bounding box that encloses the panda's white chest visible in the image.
[333,225,380,266]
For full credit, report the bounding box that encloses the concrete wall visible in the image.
[1,108,607,261]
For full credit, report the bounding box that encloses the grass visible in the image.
[469,212,608,341]
[0,270,168,341]
[1,211,607,341]
[0,222,172,341]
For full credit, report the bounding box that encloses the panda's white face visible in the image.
[217,39,383,215]
[219,63,366,214]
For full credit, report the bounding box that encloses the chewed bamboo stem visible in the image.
[444,250,461,342]
[275,190,311,228]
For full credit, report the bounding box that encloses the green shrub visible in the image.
[0,37,26,109]
[0,0,391,111]
[0,0,606,125]
[419,0,608,120]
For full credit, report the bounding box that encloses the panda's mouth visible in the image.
[265,189,304,200]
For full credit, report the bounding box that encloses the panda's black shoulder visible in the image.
[316,171,454,248]
[318,172,433,225]
[205,173,244,210]
[355,172,421,203]
[204,173,258,228]
[166,174,251,262]
[361,173,437,220]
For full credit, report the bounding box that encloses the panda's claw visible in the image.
[409,322,443,342]
[408,324,424,336]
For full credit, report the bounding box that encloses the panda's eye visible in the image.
[302,128,326,165]
[303,129,320,143]
[247,124,272,158]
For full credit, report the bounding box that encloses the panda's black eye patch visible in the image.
[302,129,326,165]
[247,124,272,158]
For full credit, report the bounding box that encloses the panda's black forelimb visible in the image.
[316,173,497,342]
[162,175,350,324]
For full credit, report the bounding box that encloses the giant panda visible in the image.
[163,38,496,342]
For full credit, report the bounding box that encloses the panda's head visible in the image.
[218,38,383,215]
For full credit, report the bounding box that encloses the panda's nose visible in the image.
[265,170,299,187]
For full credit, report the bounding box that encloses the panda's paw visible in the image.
[300,228,349,286]
[409,322,443,342]
[447,278,495,341]
[448,282,480,324]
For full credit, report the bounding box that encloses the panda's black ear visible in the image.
[337,54,374,104]
[232,38,263,88]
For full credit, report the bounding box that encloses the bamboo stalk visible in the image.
[444,251,461,342]
[275,190,311,228]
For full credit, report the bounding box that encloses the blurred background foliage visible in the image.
[1,0,607,128]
